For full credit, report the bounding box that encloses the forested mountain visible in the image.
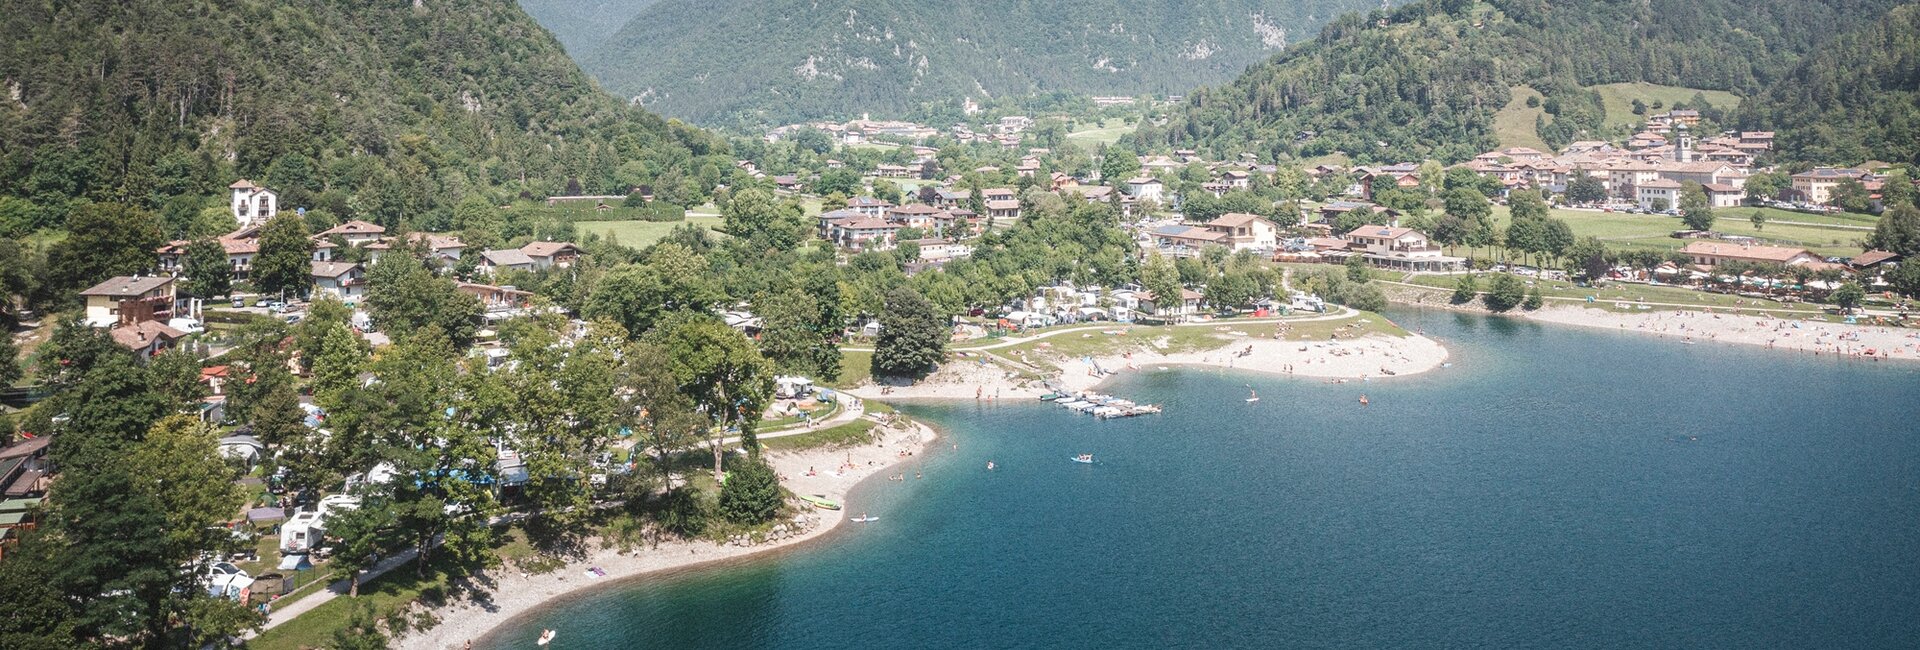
[519,0,661,54]
[0,0,727,237]
[1739,4,1920,165]
[580,0,1388,126]
[1133,0,1906,164]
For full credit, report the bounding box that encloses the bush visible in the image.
[1342,283,1388,312]
[718,458,783,524]
[1451,275,1479,304]
[1484,274,1527,312]
[1522,286,1545,310]
[657,488,709,537]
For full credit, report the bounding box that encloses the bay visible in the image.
[480,308,1920,649]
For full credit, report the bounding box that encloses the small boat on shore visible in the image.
[798,494,841,511]
[1038,393,1063,401]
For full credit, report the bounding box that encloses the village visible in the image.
[2,89,1918,650]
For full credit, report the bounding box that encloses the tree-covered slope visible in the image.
[581,0,1387,126]
[0,0,727,234]
[1134,0,1905,164]
[519,0,661,55]
[1738,3,1920,165]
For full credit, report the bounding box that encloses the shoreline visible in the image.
[398,420,942,650]
[1522,304,1920,361]
[1383,281,1920,362]
[844,317,1453,402]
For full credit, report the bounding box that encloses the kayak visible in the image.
[1038,393,1063,401]
[798,494,841,511]
[851,515,879,523]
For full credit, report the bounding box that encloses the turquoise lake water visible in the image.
[479,309,1920,648]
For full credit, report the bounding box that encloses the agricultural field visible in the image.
[1488,206,1870,259]
[1065,118,1136,150]
[1589,82,1742,130]
[1492,86,1553,151]
[575,216,724,249]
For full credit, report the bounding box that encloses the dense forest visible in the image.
[1131,0,1907,164]
[1738,3,1920,165]
[0,0,730,239]
[517,0,661,55]
[580,0,1387,126]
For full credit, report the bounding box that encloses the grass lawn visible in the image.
[763,419,877,451]
[1590,82,1742,130]
[1391,272,1825,315]
[1065,118,1136,150]
[1490,206,1867,258]
[576,216,724,249]
[1492,86,1552,151]
[249,553,468,650]
[824,350,872,389]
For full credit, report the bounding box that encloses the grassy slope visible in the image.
[1492,86,1553,151]
[1065,118,1137,150]
[1590,82,1743,130]
[575,216,723,249]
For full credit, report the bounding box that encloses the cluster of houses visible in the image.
[1451,125,1764,209]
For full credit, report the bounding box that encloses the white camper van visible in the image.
[278,494,361,555]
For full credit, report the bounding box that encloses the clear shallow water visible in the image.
[480,309,1920,649]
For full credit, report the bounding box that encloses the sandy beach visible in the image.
[397,419,941,650]
[1528,305,1920,361]
[844,317,1453,402]
[1056,332,1451,393]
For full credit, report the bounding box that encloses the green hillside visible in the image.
[581,0,1388,126]
[1591,83,1743,131]
[1133,0,1905,164]
[1738,3,1920,165]
[518,0,660,55]
[0,0,728,236]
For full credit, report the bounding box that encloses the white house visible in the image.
[1125,177,1165,202]
[229,180,278,227]
[1636,178,1683,211]
[1141,288,1203,323]
[315,220,387,247]
[1342,225,1465,272]
[310,262,366,301]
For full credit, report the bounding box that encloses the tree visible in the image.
[1523,286,1545,310]
[1345,253,1371,283]
[649,314,775,479]
[1750,211,1767,231]
[717,457,783,524]
[253,211,315,298]
[1679,182,1714,231]
[363,252,482,347]
[1650,198,1670,213]
[309,324,370,410]
[1868,205,1920,257]
[1831,281,1866,313]
[1887,261,1920,299]
[1100,149,1140,183]
[1744,171,1789,202]
[45,202,165,299]
[870,285,947,380]
[1566,174,1607,205]
[1140,253,1181,313]
[181,238,232,299]
[1484,274,1527,312]
[722,187,809,252]
[756,288,841,380]
[1830,178,1872,213]
[583,244,722,338]
[1451,274,1479,304]
[128,416,245,561]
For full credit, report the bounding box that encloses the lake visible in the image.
[479,308,1920,648]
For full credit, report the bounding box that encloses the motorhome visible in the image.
[278,494,361,555]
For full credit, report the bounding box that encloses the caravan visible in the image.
[279,494,361,555]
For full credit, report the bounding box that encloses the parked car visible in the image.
[231,297,245,308]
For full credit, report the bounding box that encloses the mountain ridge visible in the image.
[579,0,1391,126]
